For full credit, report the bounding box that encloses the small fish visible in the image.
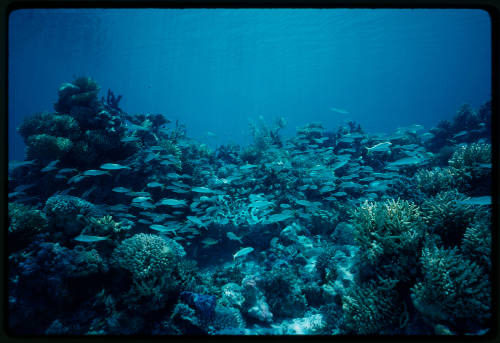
[145,153,160,163]
[14,184,35,192]
[226,232,243,243]
[58,168,77,174]
[192,186,213,193]
[330,107,349,114]
[132,196,152,203]
[167,173,181,179]
[202,237,219,247]
[313,137,329,144]
[459,196,491,206]
[41,160,59,172]
[132,191,151,197]
[100,163,131,170]
[366,141,392,153]
[131,201,155,210]
[8,191,26,199]
[265,211,294,224]
[233,247,254,260]
[295,199,314,207]
[160,160,176,166]
[332,192,348,197]
[147,181,163,188]
[74,235,108,243]
[249,200,274,208]
[83,170,110,176]
[387,157,423,168]
[165,186,190,194]
[121,136,140,142]
[240,164,258,170]
[319,185,335,194]
[9,160,36,170]
[150,224,177,235]
[112,187,132,193]
[331,160,348,171]
[187,216,206,228]
[157,198,187,207]
[137,219,153,225]
[452,131,468,139]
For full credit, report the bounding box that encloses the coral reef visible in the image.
[8,78,492,335]
[411,246,491,331]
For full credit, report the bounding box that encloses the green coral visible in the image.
[413,167,462,195]
[18,112,80,141]
[112,233,176,281]
[448,143,491,178]
[26,134,73,162]
[342,278,406,334]
[352,199,424,274]
[411,246,491,327]
[8,202,48,251]
[421,190,478,247]
[461,213,491,270]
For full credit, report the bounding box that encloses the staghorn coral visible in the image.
[413,167,462,195]
[26,134,73,162]
[342,278,405,334]
[352,199,424,271]
[448,143,491,177]
[461,212,491,271]
[411,246,491,329]
[421,190,478,247]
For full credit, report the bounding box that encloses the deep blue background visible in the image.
[8,9,491,161]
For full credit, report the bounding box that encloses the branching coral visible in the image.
[411,246,491,328]
[413,167,462,195]
[421,190,478,247]
[461,212,491,271]
[448,143,491,178]
[352,199,424,271]
[342,278,405,334]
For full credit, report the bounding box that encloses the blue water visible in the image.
[8,8,491,161]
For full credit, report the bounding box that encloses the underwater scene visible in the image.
[7,9,493,335]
